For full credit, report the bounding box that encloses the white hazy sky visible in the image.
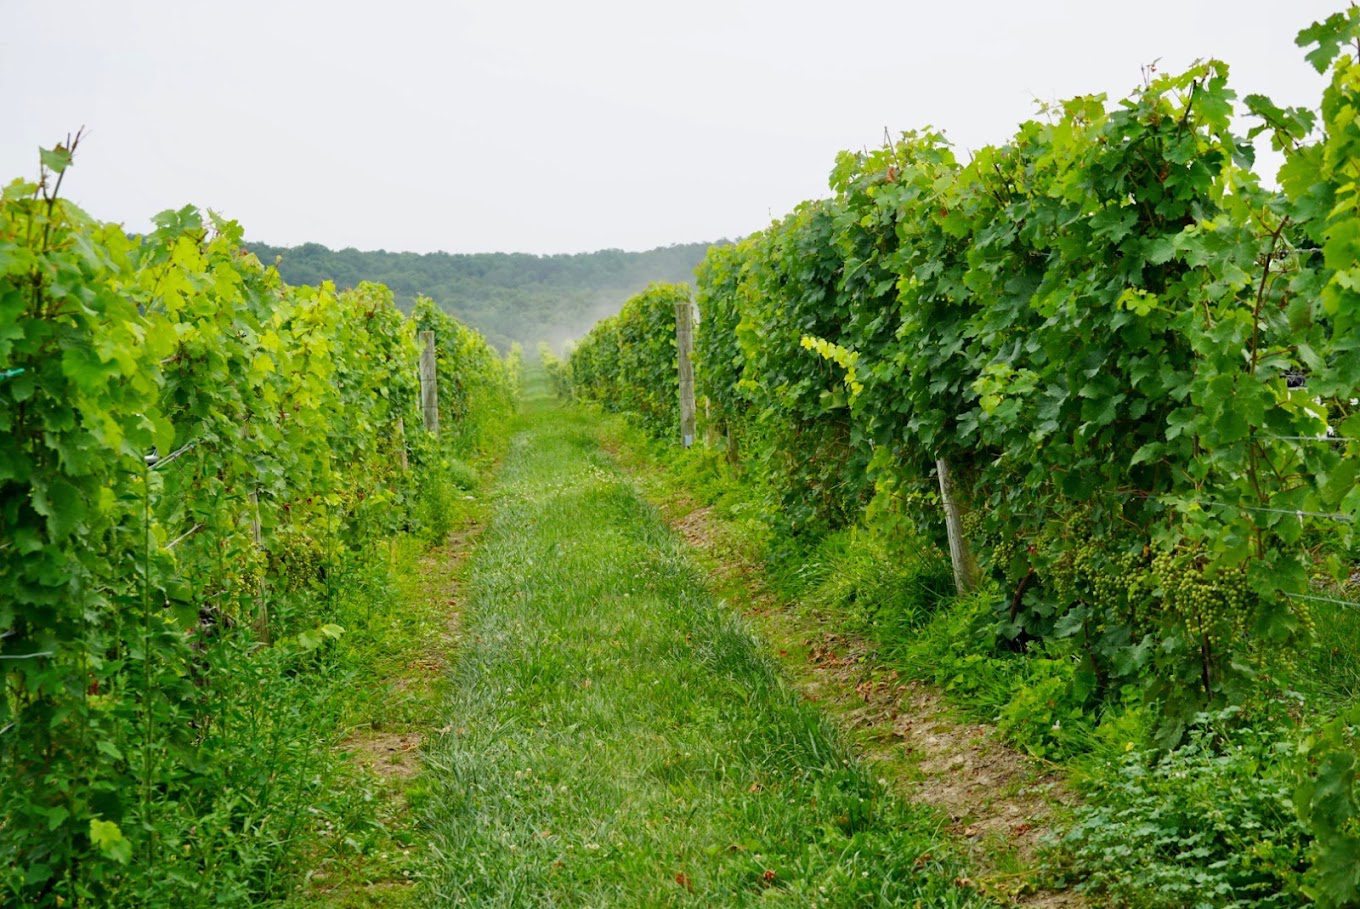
[0,0,1344,254]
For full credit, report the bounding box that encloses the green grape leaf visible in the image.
[39,145,72,174]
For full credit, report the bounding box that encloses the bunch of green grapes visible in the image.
[268,523,330,594]
[1089,548,1154,629]
[1033,537,1155,632]
[1151,548,1251,651]
[989,534,1023,582]
[1289,589,1316,641]
[1047,542,1084,606]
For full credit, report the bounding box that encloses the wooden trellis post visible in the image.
[249,490,262,546]
[936,457,979,595]
[419,331,439,435]
[676,298,696,449]
[395,416,409,470]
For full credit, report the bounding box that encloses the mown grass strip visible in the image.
[420,395,990,907]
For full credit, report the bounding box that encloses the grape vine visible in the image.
[0,149,517,904]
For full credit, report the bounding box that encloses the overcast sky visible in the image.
[0,0,1344,254]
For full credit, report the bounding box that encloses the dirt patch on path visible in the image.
[341,530,479,781]
[344,731,424,781]
[307,524,484,906]
[660,497,1083,907]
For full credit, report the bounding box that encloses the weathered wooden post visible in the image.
[419,330,439,435]
[676,298,696,448]
[936,457,979,595]
[395,416,409,470]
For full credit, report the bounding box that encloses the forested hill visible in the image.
[245,240,715,351]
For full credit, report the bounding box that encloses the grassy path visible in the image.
[419,393,989,907]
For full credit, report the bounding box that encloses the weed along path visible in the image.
[419,393,991,907]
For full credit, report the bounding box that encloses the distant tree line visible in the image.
[246,240,716,351]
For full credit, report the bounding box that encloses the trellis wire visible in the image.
[1285,591,1360,613]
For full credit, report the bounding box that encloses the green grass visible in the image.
[1292,596,1360,708]
[418,391,990,907]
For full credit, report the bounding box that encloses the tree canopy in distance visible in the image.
[247,239,716,352]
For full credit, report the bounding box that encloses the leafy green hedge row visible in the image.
[700,23,1360,723]
[574,11,1360,903]
[568,282,690,437]
[0,155,517,905]
[537,342,571,397]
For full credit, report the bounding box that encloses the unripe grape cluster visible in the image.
[270,524,328,593]
[1296,599,1317,637]
[1046,541,1153,628]
[1089,548,1154,627]
[1150,548,1251,651]
[990,535,1021,580]
[989,525,1160,641]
